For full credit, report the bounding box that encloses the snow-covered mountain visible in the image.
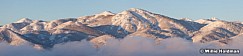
[0,28,27,46]
[192,20,243,43]
[0,8,243,49]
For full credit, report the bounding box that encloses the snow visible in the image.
[192,20,243,42]
[0,28,27,45]
[111,8,156,32]
[195,17,219,24]
[128,8,149,14]
[194,19,215,24]
[210,17,219,20]
[21,21,46,31]
[90,35,115,47]
[15,18,33,23]
[95,11,115,16]
[180,18,192,21]
[1,8,243,54]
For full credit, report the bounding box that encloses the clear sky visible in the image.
[1,0,243,25]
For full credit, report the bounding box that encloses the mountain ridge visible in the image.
[0,8,242,49]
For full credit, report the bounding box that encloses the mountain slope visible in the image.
[0,28,27,45]
[1,8,242,49]
[192,20,243,43]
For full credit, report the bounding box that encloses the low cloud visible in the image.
[0,36,243,56]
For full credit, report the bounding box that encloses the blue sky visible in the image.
[1,0,243,25]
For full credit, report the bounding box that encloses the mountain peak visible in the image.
[16,18,32,23]
[128,8,145,11]
[127,8,150,13]
[210,17,219,20]
[1,8,243,50]
[180,18,192,21]
[96,11,115,16]
[118,8,151,15]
